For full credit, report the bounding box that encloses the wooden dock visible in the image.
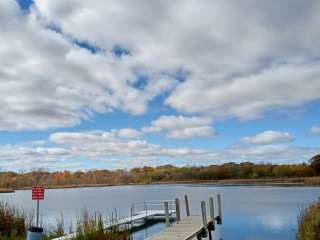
[53,195,222,240]
[53,201,176,240]
[147,195,222,240]
[147,216,209,240]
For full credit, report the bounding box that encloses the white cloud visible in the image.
[167,62,320,120]
[50,131,114,144]
[0,129,318,171]
[33,0,320,122]
[143,115,215,139]
[49,130,205,158]
[50,129,142,144]
[225,144,317,164]
[117,128,143,139]
[0,0,177,130]
[310,126,320,134]
[0,0,320,170]
[242,130,294,144]
[0,1,320,130]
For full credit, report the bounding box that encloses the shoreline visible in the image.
[1,176,320,192]
[0,188,15,193]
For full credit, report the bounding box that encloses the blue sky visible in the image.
[0,0,319,171]
[17,0,32,10]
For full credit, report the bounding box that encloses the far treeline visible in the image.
[1,154,320,190]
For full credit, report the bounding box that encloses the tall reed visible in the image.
[297,199,320,240]
[0,201,27,240]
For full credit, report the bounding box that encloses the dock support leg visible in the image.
[209,197,215,231]
[217,194,222,224]
[184,194,190,217]
[130,205,133,229]
[145,200,148,219]
[208,229,212,240]
[201,201,208,237]
[164,201,170,228]
[175,198,181,223]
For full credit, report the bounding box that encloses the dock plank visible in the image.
[147,216,207,240]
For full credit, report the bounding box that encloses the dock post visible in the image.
[209,197,215,231]
[217,194,222,224]
[184,194,190,217]
[130,204,133,229]
[111,211,114,227]
[175,198,181,223]
[201,201,208,237]
[115,208,118,229]
[145,200,148,223]
[164,201,170,228]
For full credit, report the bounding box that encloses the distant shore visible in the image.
[0,188,15,193]
[1,176,320,193]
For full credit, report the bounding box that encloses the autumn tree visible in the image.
[309,154,320,175]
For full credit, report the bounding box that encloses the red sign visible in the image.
[32,186,45,200]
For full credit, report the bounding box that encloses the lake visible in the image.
[1,184,319,240]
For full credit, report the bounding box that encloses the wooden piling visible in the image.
[209,197,215,231]
[130,205,133,228]
[145,200,148,222]
[217,194,222,224]
[164,201,170,228]
[201,201,208,237]
[184,194,190,217]
[175,198,181,223]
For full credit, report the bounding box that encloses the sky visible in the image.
[0,0,319,171]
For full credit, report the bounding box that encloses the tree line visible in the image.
[1,154,320,189]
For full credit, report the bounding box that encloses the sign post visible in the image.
[32,186,45,227]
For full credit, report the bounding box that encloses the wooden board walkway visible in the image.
[146,216,208,240]
[146,195,222,240]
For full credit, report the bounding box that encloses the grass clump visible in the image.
[297,199,320,240]
[72,210,130,240]
[0,201,26,240]
[0,202,130,240]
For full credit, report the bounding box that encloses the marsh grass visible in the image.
[297,199,320,240]
[1,202,130,240]
[72,209,130,240]
[0,201,28,240]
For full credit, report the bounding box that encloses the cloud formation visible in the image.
[0,129,318,171]
[0,1,320,131]
[0,1,319,171]
[34,0,320,121]
[142,115,215,139]
[242,131,294,144]
[310,126,320,134]
[0,0,177,130]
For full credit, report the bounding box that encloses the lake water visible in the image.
[1,184,320,240]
